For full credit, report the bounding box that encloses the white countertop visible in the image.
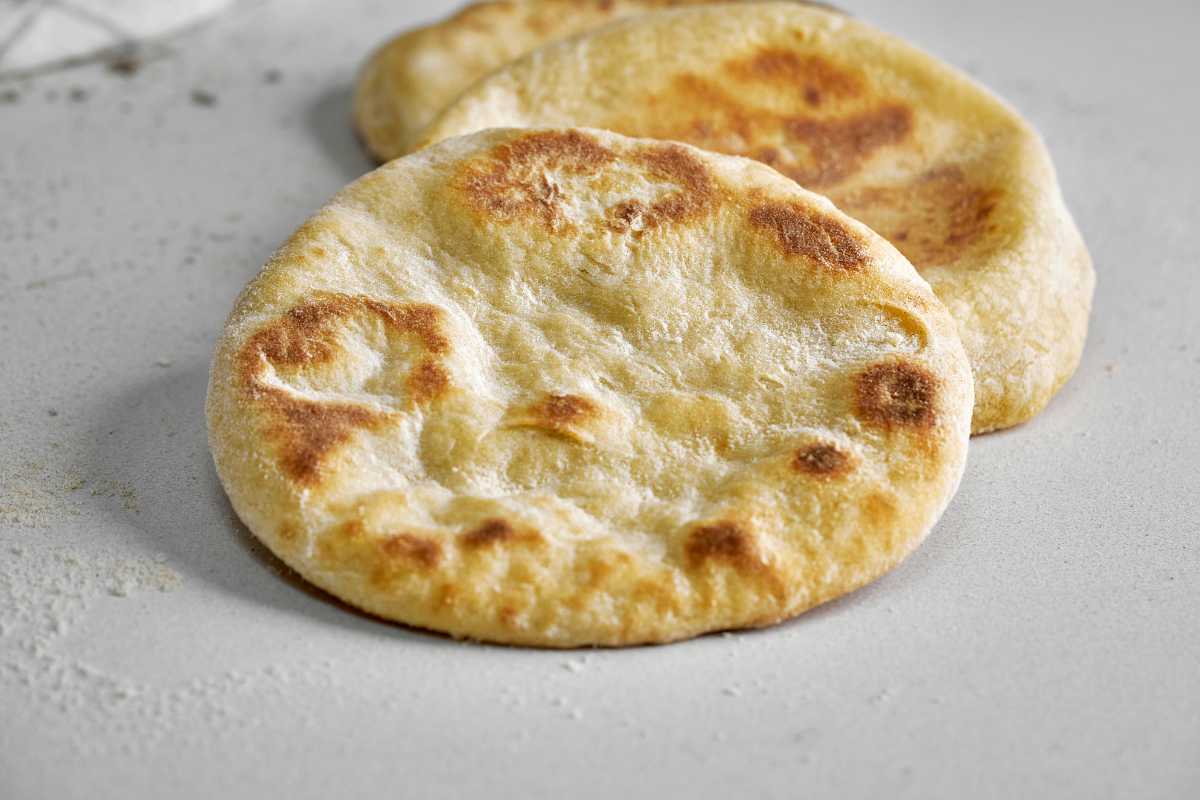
[2,1,1197,797]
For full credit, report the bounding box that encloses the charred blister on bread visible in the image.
[504,392,606,444]
[747,200,868,270]
[685,521,767,575]
[457,130,616,230]
[380,532,443,568]
[458,131,716,237]
[854,360,939,430]
[459,518,546,550]
[683,520,789,607]
[791,442,854,478]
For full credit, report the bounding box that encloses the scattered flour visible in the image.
[1,545,180,736]
[0,539,335,757]
[89,478,140,514]
[0,460,138,525]
[0,461,86,527]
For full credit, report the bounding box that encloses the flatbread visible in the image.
[415,3,1095,434]
[352,0,791,161]
[207,127,973,646]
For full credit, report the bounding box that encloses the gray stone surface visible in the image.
[0,0,232,75]
[1,1,1197,797]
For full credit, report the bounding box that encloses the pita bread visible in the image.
[352,0,804,161]
[416,3,1095,433]
[207,127,972,647]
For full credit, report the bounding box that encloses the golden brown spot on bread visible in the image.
[855,360,938,429]
[631,577,682,616]
[748,201,867,270]
[335,519,365,540]
[265,396,381,485]
[407,359,450,404]
[499,605,519,627]
[505,392,601,444]
[638,143,714,216]
[505,567,537,595]
[685,522,763,573]
[685,522,788,604]
[237,294,452,485]
[239,294,449,379]
[322,522,442,587]
[459,518,544,550]
[608,199,648,231]
[638,56,910,190]
[458,130,615,230]
[728,49,862,103]
[435,582,457,611]
[781,104,913,187]
[835,165,1002,268]
[607,143,716,233]
[461,518,516,548]
[792,443,852,477]
[862,492,898,529]
[380,533,442,568]
[539,393,596,426]
[371,301,450,354]
[649,74,754,146]
[524,14,549,34]
[248,297,348,369]
[582,556,616,589]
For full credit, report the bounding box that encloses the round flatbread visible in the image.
[352,0,797,161]
[415,3,1094,434]
[207,127,973,647]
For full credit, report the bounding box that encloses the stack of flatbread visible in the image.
[208,1,1093,646]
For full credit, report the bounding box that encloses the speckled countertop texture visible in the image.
[1,1,1197,797]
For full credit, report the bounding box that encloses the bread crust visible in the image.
[414,3,1095,433]
[207,128,973,646]
[352,0,756,161]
